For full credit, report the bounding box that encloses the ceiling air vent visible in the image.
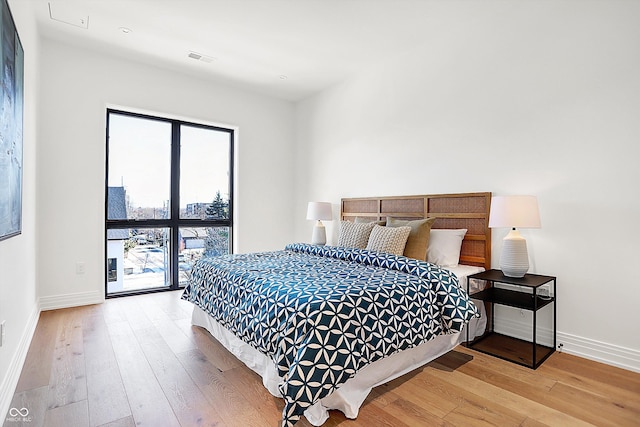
[188,51,214,63]
[48,2,89,29]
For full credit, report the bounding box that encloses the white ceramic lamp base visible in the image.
[500,229,529,278]
[311,221,327,245]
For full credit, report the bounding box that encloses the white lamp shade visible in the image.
[306,202,332,221]
[489,196,541,229]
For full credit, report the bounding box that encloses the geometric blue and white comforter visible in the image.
[181,243,479,426]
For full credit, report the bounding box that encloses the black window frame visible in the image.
[105,108,234,297]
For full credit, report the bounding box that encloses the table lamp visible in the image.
[489,195,541,278]
[306,202,332,245]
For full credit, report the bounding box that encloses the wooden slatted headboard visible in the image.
[341,192,492,270]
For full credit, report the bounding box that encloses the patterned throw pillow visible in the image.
[337,221,376,249]
[366,224,412,256]
[386,217,437,261]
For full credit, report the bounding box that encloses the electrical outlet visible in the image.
[0,321,5,347]
[76,262,86,275]
[538,286,552,299]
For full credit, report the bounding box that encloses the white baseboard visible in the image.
[39,290,104,311]
[557,331,640,373]
[493,317,640,373]
[0,304,40,422]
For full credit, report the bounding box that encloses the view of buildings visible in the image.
[107,187,229,293]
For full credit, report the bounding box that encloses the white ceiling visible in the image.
[24,0,492,101]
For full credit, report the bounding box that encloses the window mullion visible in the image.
[170,122,181,290]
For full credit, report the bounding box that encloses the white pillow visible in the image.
[366,225,411,256]
[427,229,467,266]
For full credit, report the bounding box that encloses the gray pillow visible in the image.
[354,216,386,226]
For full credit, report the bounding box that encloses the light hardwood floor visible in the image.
[4,290,640,427]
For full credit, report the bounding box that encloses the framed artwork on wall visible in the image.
[0,0,24,242]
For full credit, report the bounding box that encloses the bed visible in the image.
[182,192,492,426]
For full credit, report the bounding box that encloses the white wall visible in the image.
[106,240,124,293]
[37,38,296,308]
[0,0,40,419]
[294,1,640,371]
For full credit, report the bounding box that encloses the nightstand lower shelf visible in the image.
[468,332,555,369]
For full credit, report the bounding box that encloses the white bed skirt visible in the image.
[191,305,485,425]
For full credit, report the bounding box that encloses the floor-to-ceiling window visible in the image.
[105,109,233,296]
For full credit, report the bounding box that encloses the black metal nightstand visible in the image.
[465,269,556,369]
